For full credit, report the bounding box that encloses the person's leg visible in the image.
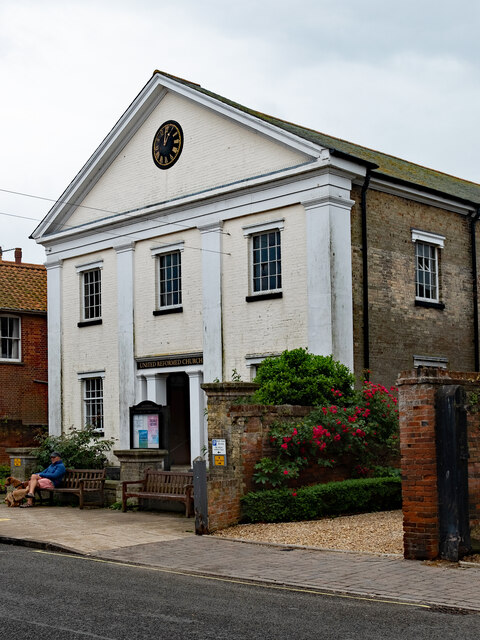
[21,477,55,507]
[24,474,41,505]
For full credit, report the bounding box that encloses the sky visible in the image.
[1,0,480,264]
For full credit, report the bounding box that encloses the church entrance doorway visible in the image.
[166,372,191,467]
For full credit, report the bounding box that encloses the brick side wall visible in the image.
[398,369,480,560]
[0,312,48,463]
[0,313,48,424]
[351,186,477,387]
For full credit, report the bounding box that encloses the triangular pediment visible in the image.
[33,73,324,240]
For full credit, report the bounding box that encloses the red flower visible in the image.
[283,469,289,475]
[292,492,297,497]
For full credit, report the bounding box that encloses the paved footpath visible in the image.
[1,503,479,613]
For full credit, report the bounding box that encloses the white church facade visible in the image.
[33,71,480,466]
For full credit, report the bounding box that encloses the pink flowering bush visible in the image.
[253,381,399,487]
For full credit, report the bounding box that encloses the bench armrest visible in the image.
[121,479,145,488]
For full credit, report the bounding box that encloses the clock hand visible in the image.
[163,126,171,145]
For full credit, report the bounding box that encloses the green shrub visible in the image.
[251,348,355,407]
[0,464,10,482]
[33,424,115,470]
[241,477,402,523]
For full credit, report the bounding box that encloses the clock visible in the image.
[152,120,184,169]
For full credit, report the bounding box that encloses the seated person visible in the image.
[21,452,66,508]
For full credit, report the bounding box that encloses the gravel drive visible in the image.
[213,510,404,555]
[214,511,480,563]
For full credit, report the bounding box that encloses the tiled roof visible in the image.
[0,260,47,313]
[156,71,480,206]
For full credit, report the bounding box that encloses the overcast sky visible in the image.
[1,0,479,264]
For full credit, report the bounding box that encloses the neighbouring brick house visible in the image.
[30,70,480,469]
[0,248,48,463]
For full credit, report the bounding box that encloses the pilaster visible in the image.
[45,259,63,435]
[303,177,355,369]
[188,370,205,464]
[199,222,223,381]
[116,242,136,449]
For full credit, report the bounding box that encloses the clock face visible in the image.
[152,120,183,169]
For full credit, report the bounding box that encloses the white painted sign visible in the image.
[212,439,226,455]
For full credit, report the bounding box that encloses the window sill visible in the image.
[246,292,283,303]
[415,300,445,310]
[0,359,23,365]
[77,319,103,327]
[153,307,183,316]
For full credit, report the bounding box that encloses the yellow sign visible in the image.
[13,458,21,467]
[214,455,226,466]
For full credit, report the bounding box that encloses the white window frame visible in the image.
[0,315,21,362]
[78,370,105,433]
[243,219,284,296]
[413,355,448,369]
[411,230,444,304]
[245,352,281,381]
[151,242,184,310]
[76,261,103,321]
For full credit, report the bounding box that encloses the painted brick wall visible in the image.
[351,186,476,387]
[398,369,480,560]
[134,230,203,358]
[222,204,308,380]
[61,250,120,441]
[69,92,307,228]
[0,313,48,463]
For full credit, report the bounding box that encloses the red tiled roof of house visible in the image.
[0,259,47,313]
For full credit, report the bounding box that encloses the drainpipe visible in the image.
[361,169,372,373]
[471,207,480,371]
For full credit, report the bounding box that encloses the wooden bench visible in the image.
[121,469,194,517]
[36,468,106,509]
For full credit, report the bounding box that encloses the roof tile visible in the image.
[0,260,47,313]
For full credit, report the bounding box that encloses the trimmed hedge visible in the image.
[241,477,402,523]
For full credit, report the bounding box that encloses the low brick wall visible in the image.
[398,369,480,560]
[202,382,352,531]
[0,421,44,465]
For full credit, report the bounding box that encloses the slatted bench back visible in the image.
[62,468,106,490]
[144,470,193,495]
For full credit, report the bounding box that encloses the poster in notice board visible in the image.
[132,414,160,449]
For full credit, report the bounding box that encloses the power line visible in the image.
[0,186,231,234]
[0,187,118,216]
[0,210,43,222]
[0,188,232,256]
